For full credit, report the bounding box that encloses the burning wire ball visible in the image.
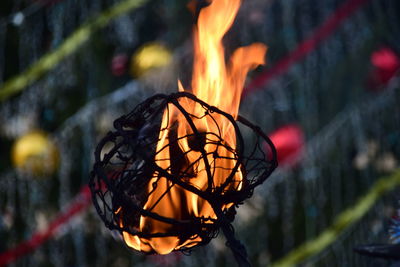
[89,92,277,255]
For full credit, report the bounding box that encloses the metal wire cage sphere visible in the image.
[89,92,277,254]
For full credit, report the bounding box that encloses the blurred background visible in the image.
[0,0,399,266]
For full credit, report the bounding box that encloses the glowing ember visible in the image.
[120,0,267,254]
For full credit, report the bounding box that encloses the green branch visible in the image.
[271,169,400,267]
[0,0,149,102]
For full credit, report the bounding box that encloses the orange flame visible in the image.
[122,0,266,254]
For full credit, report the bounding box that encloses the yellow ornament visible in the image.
[130,42,172,77]
[11,131,59,176]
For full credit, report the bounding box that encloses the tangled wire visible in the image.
[89,92,277,264]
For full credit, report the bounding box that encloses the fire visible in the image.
[122,0,267,254]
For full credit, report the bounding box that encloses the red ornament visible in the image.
[368,47,400,90]
[111,54,129,77]
[267,124,304,166]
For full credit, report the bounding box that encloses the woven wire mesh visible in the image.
[89,92,277,253]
